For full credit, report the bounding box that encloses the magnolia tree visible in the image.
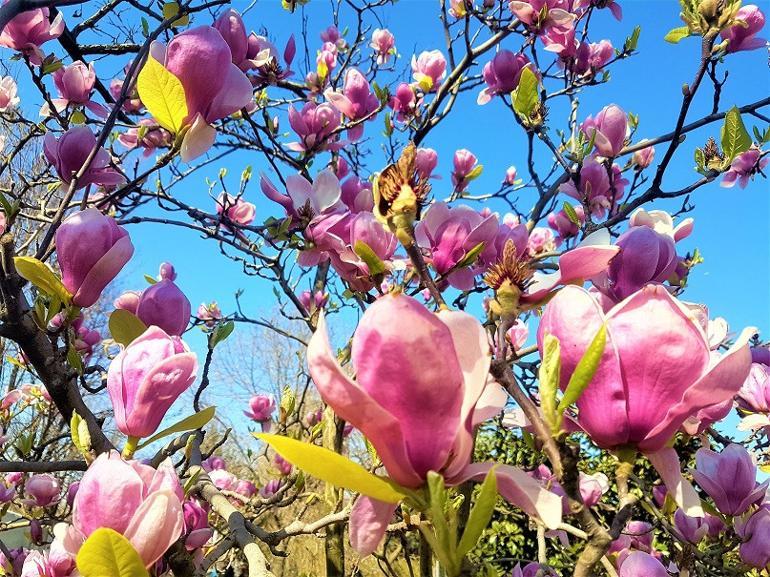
[0,0,768,575]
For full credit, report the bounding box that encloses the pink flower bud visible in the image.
[388,82,418,121]
[44,127,125,190]
[547,204,584,242]
[66,481,79,507]
[197,301,223,327]
[506,320,529,352]
[478,50,533,105]
[107,327,198,438]
[299,290,328,314]
[618,552,668,577]
[287,101,342,152]
[217,193,256,227]
[29,519,43,544]
[260,479,282,498]
[56,208,134,308]
[73,451,184,567]
[527,227,557,256]
[274,454,293,476]
[572,39,614,76]
[0,76,19,112]
[632,145,655,169]
[411,50,446,92]
[50,61,107,117]
[25,474,60,507]
[736,507,770,568]
[504,165,518,185]
[114,291,141,315]
[244,394,275,427]
[451,149,480,192]
[370,28,395,65]
[134,274,191,337]
[415,147,439,180]
[581,104,628,157]
[721,147,768,189]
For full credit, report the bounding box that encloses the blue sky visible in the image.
[5,1,769,436]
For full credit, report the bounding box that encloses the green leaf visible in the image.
[425,471,456,572]
[108,309,148,347]
[13,256,71,304]
[721,106,752,163]
[557,324,607,425]
[136,55,188,133]
[256,433,406,503]
[512,66,539,125]
[70,411,91,456]
[353,241,387,276]
[136,406,216,449]
[76,528,149,577]
[67,343,84,375]
[563,202,580,226]
[694,147,706,173]
[456,242,486,270]
[664,26,690,43]
[210,320,234,348]
[465,164,484,182]
[143,274,157,285]
[538,334,561,433]
[456,466,498,559]
[624,25,641,52]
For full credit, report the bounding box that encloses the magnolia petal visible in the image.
[349,496,398,557]
[180,115,216,162]
[647,447,704,517]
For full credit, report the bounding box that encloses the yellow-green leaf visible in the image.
[353,241,387,276]
[13,256,71,304]
[720,106,752,164]
[256,433,406,503]
[109,309,148,347]
[538,334,561,434]
[76,528,149,577]
[136,56,188,133]
[457,466,498,559]
[137,406,216,449]
[664,26,690,43]
[162,2,190,26]
[557,324,607,428]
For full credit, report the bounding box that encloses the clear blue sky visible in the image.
[5,1,769,434]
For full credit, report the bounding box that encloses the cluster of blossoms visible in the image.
[0,0,768,575]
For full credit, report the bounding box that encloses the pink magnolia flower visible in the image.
[110,72,143,114]
[71,451,184,568]
[0,5,63,65]
[44,126,125,190]
[107,326,198,439]
[287,101,342,152]
[213,9,249,66]
[415,202,499,290]
[547,203,585,243]
[526,227,557,256]
[47,61,108,117]
[260,168,343,222]
[559,156,628,218]
[329,211,398,292]
[340,176,373,213]
[56,208,134,308]
[25,474,60,507]
[478,50,533,105]
[216,192,256,228]
[274,454,293,476]
[509,0,576,35]
[0,76,19,111]
[629,208,693,242]
[197,301,222,327]
[245,394,275,431]
[320,25,346,51]
[736,507,770,568]
[570,39,614,76]
[674,509,724,544]
[183,498,212,550]
[593,225,678,303]
[414,147,439,180]
[117,119,173,157]
[512,563,558,577]
[581,104,628,157]
[260,479,282,498]
[73,319,101,361]
[411,50,447,92]
[618,552,668,577]
[370,28,395,65]
[721,148,768,188]
[632,145,655,169]
[506,319,529,351]
[308,293,562,556]
[451,148,481,193]
[324,68,379,141]
[147,26,253,162]
[539,285,753,453]
[125,264,191,336]
[504,165,518,185]
[388,82,418,121]
[721,4,766,53]
[316,41,338,77]
[299,290,328,314]
[19,534,75,577]
[574,0,622,20]
[691,444,767,516]
[243,33,296,82]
